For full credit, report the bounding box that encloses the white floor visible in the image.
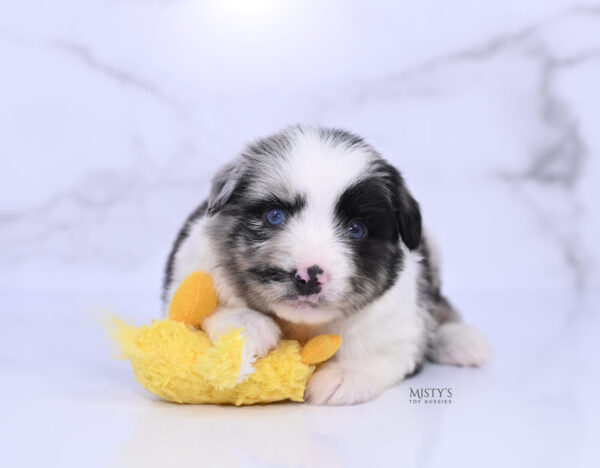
[1,288,598,468]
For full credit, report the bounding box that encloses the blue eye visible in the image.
[265,207,286,226]
[348,220,367,239]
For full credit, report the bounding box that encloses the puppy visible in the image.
[163,125,490,405]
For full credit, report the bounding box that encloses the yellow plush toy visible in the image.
[108,272,341,405]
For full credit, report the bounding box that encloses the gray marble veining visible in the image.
[1,0,598,292]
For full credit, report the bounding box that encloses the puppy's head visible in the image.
[207,126,421,324]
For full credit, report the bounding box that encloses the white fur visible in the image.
[305,247,431,405]
[427,322,491,367]
[243,130,371,204]
[203,307,281,382]
[165,218,245,309]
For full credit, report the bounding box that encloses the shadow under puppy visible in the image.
[164,125,490,405]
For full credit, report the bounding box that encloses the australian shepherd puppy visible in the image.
[163,125,490,405]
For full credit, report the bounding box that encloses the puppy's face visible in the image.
[207,127,421,324]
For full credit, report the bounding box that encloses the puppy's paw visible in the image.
[304,365,378,406]
[203,307,281,382]
[427,322,491,367]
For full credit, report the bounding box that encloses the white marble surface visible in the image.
[1,288,598,468]
[1,1,599,467]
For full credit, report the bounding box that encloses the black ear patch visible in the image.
[396,191,422,250]
[373,160,422,251]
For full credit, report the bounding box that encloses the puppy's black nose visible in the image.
[293,265,324,296]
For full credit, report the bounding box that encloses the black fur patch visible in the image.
[335,176,403,303]
[163,201,208,300]
[369,159,422,251]
[247,266,291,283]
[239,194,307,221]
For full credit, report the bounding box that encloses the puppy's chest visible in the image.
[275,318,324,345]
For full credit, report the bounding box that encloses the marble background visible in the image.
[2,2,600,467]
[1,0,599,296]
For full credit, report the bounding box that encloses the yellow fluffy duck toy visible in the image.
[108,272,341,405]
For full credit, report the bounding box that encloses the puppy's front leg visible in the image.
[203,307,281,382]
[305,352,419,406]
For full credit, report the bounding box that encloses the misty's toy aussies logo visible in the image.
[409,387,453,404]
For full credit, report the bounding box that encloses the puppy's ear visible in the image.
[207,157,246,215]
[396,187,422,250]
[380,161,422,250]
